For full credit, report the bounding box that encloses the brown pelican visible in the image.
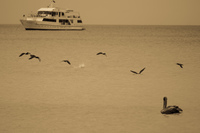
[177,63,183,68]
[161,97,183,114]
[29,54,41,62]
[19,52,30,57]
[62,60,71,65]
[130,68,145,74]
[96,52,107,56]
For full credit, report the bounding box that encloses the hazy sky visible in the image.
[1,0,200,25]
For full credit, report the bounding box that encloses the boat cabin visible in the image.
[35,7,82,25]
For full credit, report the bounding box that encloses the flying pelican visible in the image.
[19,52,30,57]
[96,52,107,56]
[161,97,183,114]
[62,60,71,65]
[177,63,183,68]
[130,67,145,74]
[29,54,41,62]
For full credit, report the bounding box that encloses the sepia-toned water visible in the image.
[0,24,200,133]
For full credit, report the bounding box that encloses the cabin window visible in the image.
[43,18,56,22]
[77,20,82,23]
[59,19,70,25]
[52,12,58,16]
[59,12,65,17]
[70,20,73,23]
[38,11,51,17]
[67,16,73,18]
[38,11,58,17]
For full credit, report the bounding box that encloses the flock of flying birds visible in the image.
[130,63,183,74]
[19,51,107,65]
[19,51,184,75]
[19,52,41,62]
[19,51,184,114]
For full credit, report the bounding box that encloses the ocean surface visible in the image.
[0,24,200,133]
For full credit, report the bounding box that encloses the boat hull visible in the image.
[20,19,85,30]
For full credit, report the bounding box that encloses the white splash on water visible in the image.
[74,63,85,68]
[79,63,85,68]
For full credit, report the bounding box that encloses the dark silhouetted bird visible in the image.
[19,52,30,57]
[29,54,41,62]
[62,60,71,65]
[161,97,183,114]
[176,63,183,68]
[130,68,145,74]
[96,52,107,56]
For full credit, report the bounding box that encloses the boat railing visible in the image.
[24,12,81,19]
[67,15,80,18]
[27,13,39,17]
[26,13,53,18]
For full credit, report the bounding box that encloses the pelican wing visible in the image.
[139,68,145,74]
[62,60,71,65]
[161,106,183,114]
[29,54,36,59]
[66,60,71,65]
[35,57,41,62]
[177,63,182,65]
[29,57,33,60]
[97,52,103,55]
[19,53,25,57]
[177,63,183,68]
[130,70,138,74]
[29,55,40,62]
[170,105,183,111]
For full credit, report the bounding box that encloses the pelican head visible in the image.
[163,97,167,109]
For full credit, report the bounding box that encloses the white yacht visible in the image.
[20,0,84,30]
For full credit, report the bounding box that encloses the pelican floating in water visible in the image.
[29,54,41,62]
[96,52,107,56]
[130,68,145,74]
[62,60,71,65]
[161,97,183,114]
[176,63,183,68]
[19,52,30,57]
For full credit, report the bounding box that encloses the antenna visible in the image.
[49,0,56,8]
